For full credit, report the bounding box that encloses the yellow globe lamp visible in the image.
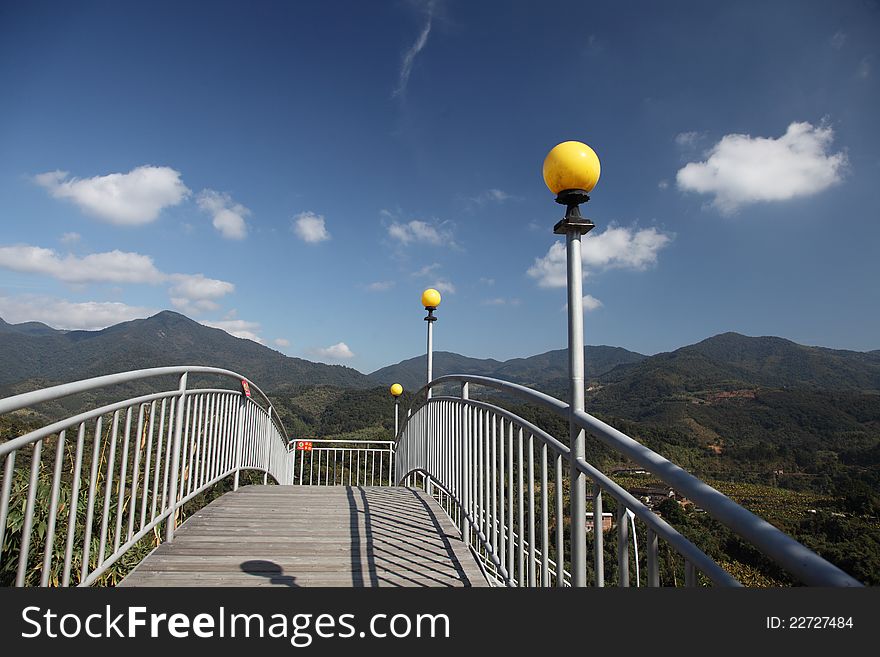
[421,288,441,309]
[390,383,403,397]
[542,141,601,195]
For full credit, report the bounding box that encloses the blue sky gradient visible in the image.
[1,0,878,372]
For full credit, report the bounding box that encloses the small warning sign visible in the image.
[241,379,251,397]
[295,440,313,451]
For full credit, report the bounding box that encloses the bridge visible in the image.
[0,365,861,588]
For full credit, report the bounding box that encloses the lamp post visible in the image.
[390,383,403,436]
[421,288,441,400]
[542,140,601,588]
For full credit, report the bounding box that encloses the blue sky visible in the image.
[1,0,878,374]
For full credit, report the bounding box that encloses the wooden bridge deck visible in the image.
[120,485,488,587]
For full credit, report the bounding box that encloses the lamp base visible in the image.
[553,188,595,235]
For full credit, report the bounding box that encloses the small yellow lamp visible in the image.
[421,288,441,309]
[543,140,600,236]
[390,383,403,435]
[390,383,403,397]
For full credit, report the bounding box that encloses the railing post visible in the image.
[233,394,245,491]
[263,407,270,485]
[459,382,470,545]
[165,372,188,543]
[593,483,604,586]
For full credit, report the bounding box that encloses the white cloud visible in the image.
[676,121,847,214]
[0,245,164,284]
[292,211,330,243]
[479,277,495,286]
[388,220,452,246]
[366,281,395,292]
[202,319,264,344]
[0,295,155,330]
[197,189,249,240]
[858,57,871,79]
[582,294,603,311]
[830,31,847,49]
[273,338,290,348]
[527,225,672,288]
[0,244,236,316]
[310,342,355,361]
[167,274,235,317]
[393,1,435,98]
[168,273,235,301]
[60,232,81,244]
[657,180,669,190]
[35,165,189,225]
[431,278,456,294]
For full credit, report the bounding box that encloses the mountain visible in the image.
[368,346,647,392]
[599,333,880,393]
[0,311,372,391]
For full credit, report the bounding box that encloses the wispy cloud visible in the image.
[197,189,250,240]
[365,280,395,292]
[273,338,290,348]
[482,297,520,306]
[393,1,436,99]
[34,165,189,225]
[292,211,331,243]
[431,278,455,294]
[60,232,81,245]
[676,121,847,214]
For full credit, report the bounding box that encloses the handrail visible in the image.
[396,374,862,587]
[0,367,294,587]
[0,366,287,440]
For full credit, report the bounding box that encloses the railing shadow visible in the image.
[346,485,475,587]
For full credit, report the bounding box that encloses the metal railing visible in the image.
[0,366,292,587]
[394,375,862,587]
[291,440,395,487]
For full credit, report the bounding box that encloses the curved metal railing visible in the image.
[0,366,293,587]
[394,375,862,587]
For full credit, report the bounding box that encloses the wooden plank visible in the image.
[120,486,487,588]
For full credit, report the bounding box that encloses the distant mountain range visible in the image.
[368,346,647,392]
[2,311,878,399]
[0,311,372,392]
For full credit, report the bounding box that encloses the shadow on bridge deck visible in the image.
[119,486,488,587]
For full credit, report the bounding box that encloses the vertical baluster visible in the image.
[617,501,630,587]
[646,527,659,587]
[62,423,86,586]
[113,407,134,553]
[180,395,193,500]
[128,404,146,542]
[498,417,505,576]
[593,483,604,587]
[189,395,203,495]
[16,439,43,586]
[517,426,525,586]
[555,452,564,586]
[140,401,157,531]
[153,399,167,519]
[81,416,103,582]
[0,452,16,567]
[541,442,549,587]
[97,410,120,567]
[490,413,497,560]
[507,420,514,584]
[528,433,536,587]
[39,431,67,586]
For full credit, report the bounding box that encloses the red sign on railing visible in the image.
[295,440,313,451]
[241,379,251,397]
